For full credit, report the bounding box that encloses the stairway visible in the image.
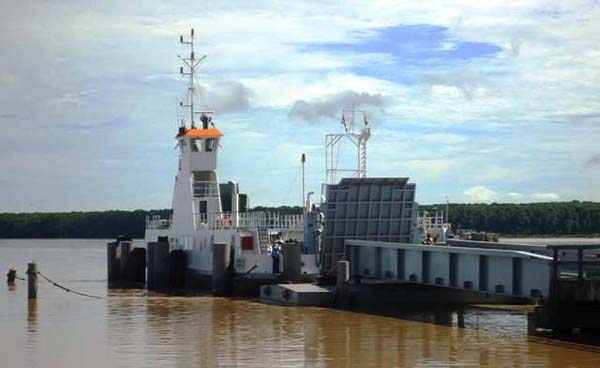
[257,227,270,254]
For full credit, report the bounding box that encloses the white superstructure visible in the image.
[145,29,318,280]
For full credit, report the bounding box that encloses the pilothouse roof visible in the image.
[176,128,223,139]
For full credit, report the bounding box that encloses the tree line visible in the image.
[421,201,600,236]
[0,201,599,238]
[0,210,171,239]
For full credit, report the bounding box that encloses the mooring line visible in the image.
[36,271,104,299]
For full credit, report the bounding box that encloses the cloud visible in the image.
[463,185,499,203]
[587,154,600,166]
[530,192,560,202]
[506,192,524,201]
[463,187,560,203]
[2,1,600,210]
[478,165,528,183]
[197,81,252,113]
[423,69,487,100]
[288,90,390,121]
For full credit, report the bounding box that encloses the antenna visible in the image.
[325,110,371,185]
[178,28,207,129]
[301,153,306,213]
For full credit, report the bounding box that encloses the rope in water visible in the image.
[35,271,104,299]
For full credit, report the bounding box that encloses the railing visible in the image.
[146,215,172,230]
[195,211,304,231]
[192,180,219,197]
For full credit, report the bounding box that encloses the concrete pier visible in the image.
[212,242,232,296]
[282,242,301,283]
[27,262,37,299]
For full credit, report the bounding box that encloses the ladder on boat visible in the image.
[257,227,270,254]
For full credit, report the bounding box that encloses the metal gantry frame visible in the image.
[325,110,371,186]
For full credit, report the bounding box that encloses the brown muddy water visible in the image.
[1,239,599,367]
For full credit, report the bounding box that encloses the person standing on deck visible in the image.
[272,241,282,273]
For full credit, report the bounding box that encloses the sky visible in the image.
[1,0,599,212]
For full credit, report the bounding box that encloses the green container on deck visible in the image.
[219,183,248,212]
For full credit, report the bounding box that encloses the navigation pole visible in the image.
[178,28,206,129]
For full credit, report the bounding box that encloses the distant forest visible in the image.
[421,201,600,236]
[0,201,599,238]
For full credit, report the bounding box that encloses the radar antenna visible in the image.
[178,28,207,129]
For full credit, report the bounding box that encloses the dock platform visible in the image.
[260,283,334,306]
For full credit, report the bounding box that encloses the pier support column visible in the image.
[283,242,302,283]
[107,242,119,287]
[212,242,232,296]
[147,242,155,290]
[336,261,350,307]
[151,240,170,291]
[119,241,131,279]
[27,262,37,299]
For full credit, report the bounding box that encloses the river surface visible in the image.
[1,239,599,367]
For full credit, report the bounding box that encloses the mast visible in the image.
[302,153,306,213]
[179,28,207,129]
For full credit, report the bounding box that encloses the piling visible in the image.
[7,268,16,284]
[119,241,131,279]
[335,261,350,307]
[169,250,187,289]
[148,240,170,291]
[147,242,156,290]
[212,242,232,296]
[107,242,120,286]
[282,242,302,283]
[27,262,37,299]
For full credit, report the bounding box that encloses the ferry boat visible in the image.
[145,29,320,294]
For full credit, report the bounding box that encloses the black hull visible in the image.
[184,270,317,297]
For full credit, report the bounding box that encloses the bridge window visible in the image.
[206,138,215,152]
[191,139,199,152]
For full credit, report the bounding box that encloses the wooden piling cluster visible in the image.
[108,238,309,297]
[107,236,146,288]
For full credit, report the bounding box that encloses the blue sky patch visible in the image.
[308,24,503,83]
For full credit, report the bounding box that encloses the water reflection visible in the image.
[99,294,600,367]
[26,297,38,365]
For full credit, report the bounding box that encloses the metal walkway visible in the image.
[345,240,553,300]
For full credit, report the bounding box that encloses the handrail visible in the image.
[196,211,304,231]
[147,212,305,231]
[192,180,219,197]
